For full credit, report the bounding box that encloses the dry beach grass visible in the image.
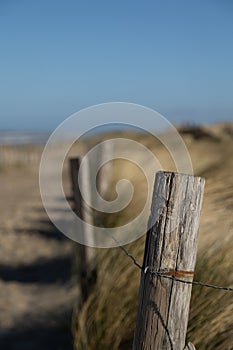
[73,123,233,350]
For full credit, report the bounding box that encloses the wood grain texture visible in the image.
[184,342,196,349]
[133,171,205,350]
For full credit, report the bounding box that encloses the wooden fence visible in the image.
[69,154,205,349]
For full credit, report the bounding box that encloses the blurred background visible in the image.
[0,1,232,349]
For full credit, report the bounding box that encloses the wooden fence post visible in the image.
[133,171,205,350]
[70,157,96,305]
[69,141,113,304]
[95,141,113,201]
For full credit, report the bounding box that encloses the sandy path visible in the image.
[0,163,79,350]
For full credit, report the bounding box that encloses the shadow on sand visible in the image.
[0,212,76,350]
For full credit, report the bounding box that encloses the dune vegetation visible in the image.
[72,123,233,350]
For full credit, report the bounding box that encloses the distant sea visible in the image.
[0,131,50,145]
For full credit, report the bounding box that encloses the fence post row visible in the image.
[133,171,205,350]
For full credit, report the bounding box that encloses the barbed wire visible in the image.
[93,214,232,350]
[92,216,174,349]
[93,212,233,291]
[148,270,233,291]
[151,301,174,350]
[80,204,232,350]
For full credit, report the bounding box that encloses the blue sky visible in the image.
[0,0,233,130]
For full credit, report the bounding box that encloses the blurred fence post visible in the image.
[95,141,113,201]
[69,140,113,303]
[133,171,205,350]
[70,157,96,305]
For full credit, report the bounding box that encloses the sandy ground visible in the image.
[0,162,79,350]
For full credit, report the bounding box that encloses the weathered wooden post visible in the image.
[96,141,113,201]
[133,171,205,350]
[70,157,96,305]
[69,140,113,303]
